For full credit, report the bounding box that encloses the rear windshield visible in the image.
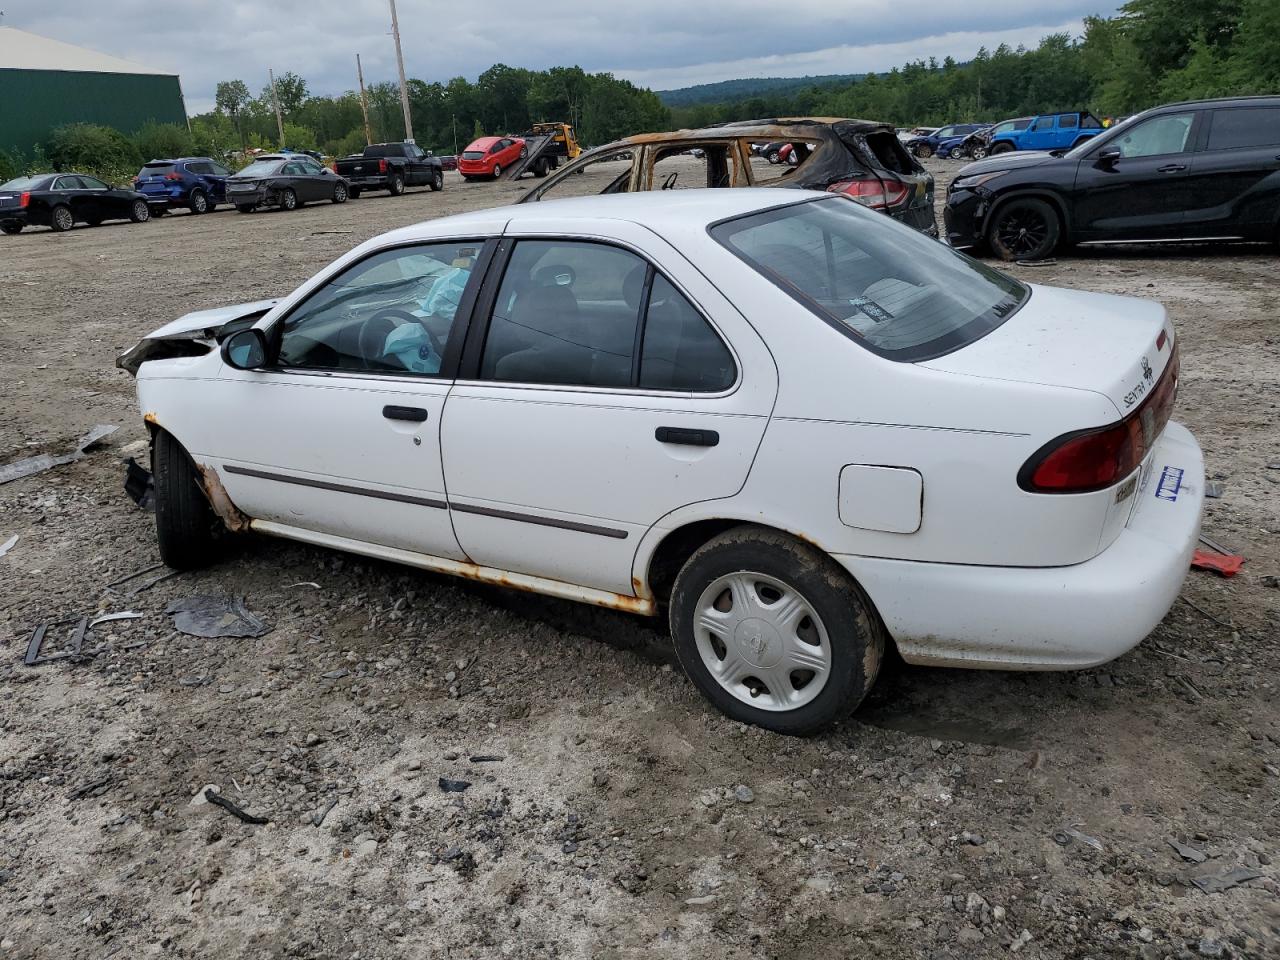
[235,161,283,177]
[461,150,484,160]
[1,176,51,191]
[139,163,175,177]
[861,132,914,174]
[711,197,1026,362]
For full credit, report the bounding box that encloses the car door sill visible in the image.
[249,518,656,615]
[1077,236,1246,245]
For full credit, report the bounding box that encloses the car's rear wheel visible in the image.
[430,169,443,191]
[50,205,74,232]
[533,159,548,178]
[280,188,298,211]
[152,429,222,571]
[669,527,885,735]
[129,199,151,223]
[991,142,1015,155]
[1,221,22,234]
[971,145,990,160]
[235,203,256,213]
[913,143,934,159]
[491,163,502,180]
[988,197,1060,261]
[332,182,348,203]
[388,173,405,196]
[189,189,208,214]
[767,152,781,165]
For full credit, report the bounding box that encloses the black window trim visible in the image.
[261,236,499,381]
[706,194,1031,363]
[457,234,741,396]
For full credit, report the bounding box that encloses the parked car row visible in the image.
[904,112,1107,161]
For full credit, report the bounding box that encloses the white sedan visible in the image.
[120,189,1204,734]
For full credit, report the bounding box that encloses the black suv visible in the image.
[944,96,1280,260]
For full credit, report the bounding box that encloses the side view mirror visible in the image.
[1096,147,1121,165]
[221,328,268,370]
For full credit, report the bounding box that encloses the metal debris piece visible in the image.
[469,755,505,763]
[438,778,472,793]
[204,788,269,825]
[1052,824,1103,851]
[25,615,89,666]
[311,797,338,827]
[165,595,270,639]
[89,611,144,629]
[68,776,113,800]
[0,425,118,485]
[1015,258,1058,267]
[1198,534,1236,555]
[105,562,164,592]
[289,581,321,589]
[123,457,155,510]
[0,534,17,558]
[1168,839,1208,863]
[1190,866,1263,894]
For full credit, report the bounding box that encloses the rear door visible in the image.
[439,221,776,595]
[1180,104,1280,239]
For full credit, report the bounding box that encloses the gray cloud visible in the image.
[5,1,1118,112]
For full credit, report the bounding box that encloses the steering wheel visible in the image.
[356,308,423,367]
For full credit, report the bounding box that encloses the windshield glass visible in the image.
[461,150,484,160]
[235,161,283,177]
[0,176,51,191]
[711,197,1027,361]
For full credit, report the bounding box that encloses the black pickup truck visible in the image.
[333,142,444,197]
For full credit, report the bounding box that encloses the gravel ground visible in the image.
[0,159,1277,959]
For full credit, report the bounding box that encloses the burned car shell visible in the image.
[518,118,936,234]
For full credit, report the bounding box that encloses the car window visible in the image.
[481,240,646,388]
[1109,112,1195,158]
[651,143,737,190]
[211,163,231,176]
[278,242,483,375]
[639,275,735,392]
[298,160,323,175]
[532,149,633,201]
[712,197,1026,362]
[139,162,175,178]
[1059,114,1078,128]
[1,176,51,190]
[1080,114,1102,129]
[1207,107,1280,151]
[53,176,79,190]
[79,176,108,190]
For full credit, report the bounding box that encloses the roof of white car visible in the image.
[379,189,819,245]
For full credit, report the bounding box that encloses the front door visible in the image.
[440,225,777,595]
[196,240,490,558]
[1071,110,1202,241]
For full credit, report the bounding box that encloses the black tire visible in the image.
[988,196,1060,261]
[971,145,990,160]
[913,143,934,159]
[152,429,222,571]
[491,163,502,180]
[1,221,22,234]
[430,169,444,191]
[332,182,348,203]
[50,205,74,232]
[669,526,886,735]
[279,188,298,211]
[129,199,151,223]
[991,142,1015,155]
[235,204,256,213]
[152,206,167,217]
[388,173,405,196]
[348,186,362,199]
[189,189,208,214]
[767,152,781,165]
[533,159,548,178]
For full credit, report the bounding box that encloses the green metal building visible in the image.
[0,26,187,157]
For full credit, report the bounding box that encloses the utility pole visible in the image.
[388,0,414,143]
[356,54,373,145]
[451,115,458,155]
[268,68,285,148]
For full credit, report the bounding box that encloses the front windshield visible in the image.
[235,161,284,177]
[1,176,51,191]
[1064,114,1137,159]
[711,197,1027,362]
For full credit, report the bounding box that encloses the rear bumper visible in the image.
[341,175,391,188]
[836,421,1204,670]
[0,209,35,225]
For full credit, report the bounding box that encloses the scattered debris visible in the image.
[88,611,144,629]
[1191,548,1244,578]
[123,457,155,510]
[0,534,17,558]
[1052,824,1103,851]
[203,788,269,825]
[469,755,504,763]
[1260,575,1279,589]
[439,778,472,793]
[1168,839,1208,863]
[1189,865,1264,894]
[1015,258,1057,267]
[24,615,89,666]
[67,777,113,800]
[105,562,164,592]
[311,797,338,827]
[0,425,118,485]
[165,596,270,639]
[289,581,321,589]
[1180,596,1234,628]
[1204,480,1225,498]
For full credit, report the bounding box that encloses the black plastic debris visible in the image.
[25,615,89,665]
[165,596,270,639]
[124,457,155,511]
[204,787,269,825]
[1168,839,1208,863]
[469,755,505,763]
[1190,866,1264,894]
[439,778,472,793]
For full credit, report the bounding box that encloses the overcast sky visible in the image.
[3,1,1119,113]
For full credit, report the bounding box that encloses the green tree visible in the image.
[133,122,195,162]
[215,79,252,149]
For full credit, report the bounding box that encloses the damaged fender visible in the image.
[116,299,278,376]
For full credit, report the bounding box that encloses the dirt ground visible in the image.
[0,158,1277,960]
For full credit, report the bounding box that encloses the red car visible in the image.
[458,136,525,181]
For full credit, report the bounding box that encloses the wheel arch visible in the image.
[981,188,1072,243]
[145,416,251,533]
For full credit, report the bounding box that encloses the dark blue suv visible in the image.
[134,157,232,215]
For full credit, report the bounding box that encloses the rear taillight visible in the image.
[164,172,182,181]
[1019,346,1179,493]
[331,161,338,173]
[378,158,388,173]
[19,192,30,208]
[827,178,909,209]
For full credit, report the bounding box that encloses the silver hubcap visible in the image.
[693,571,831,712]
[135,202,149,220]
[55,209,72,229]
[283,192,295,208]
[193,193,205,211]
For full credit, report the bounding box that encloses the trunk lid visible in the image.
[922,284,1174,418]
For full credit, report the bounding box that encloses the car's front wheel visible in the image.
[332,182,348,203]
[189,189,208,214]
[669,527,885,735]
[152,429,222,570]
[129,199,151,223]
[430,169,444,191]
[988,197,1060,261]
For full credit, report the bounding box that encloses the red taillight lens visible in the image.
[164,172,182,181]
[19,192,30,208]
[331,161,338,173]
[827,177,910,209]
[378,158,388,173]
[1020,346,1180,493]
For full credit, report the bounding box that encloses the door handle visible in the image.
[382,405,428,422]
[655,426,719,447]
[1156,164,1187,173]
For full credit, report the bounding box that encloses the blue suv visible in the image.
[134,157,232,215]
[987,112,1105,154]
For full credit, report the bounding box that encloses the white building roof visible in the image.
[0,26,175,76]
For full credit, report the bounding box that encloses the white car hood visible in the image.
[144,298,280,340]
[922,284,1174,418]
